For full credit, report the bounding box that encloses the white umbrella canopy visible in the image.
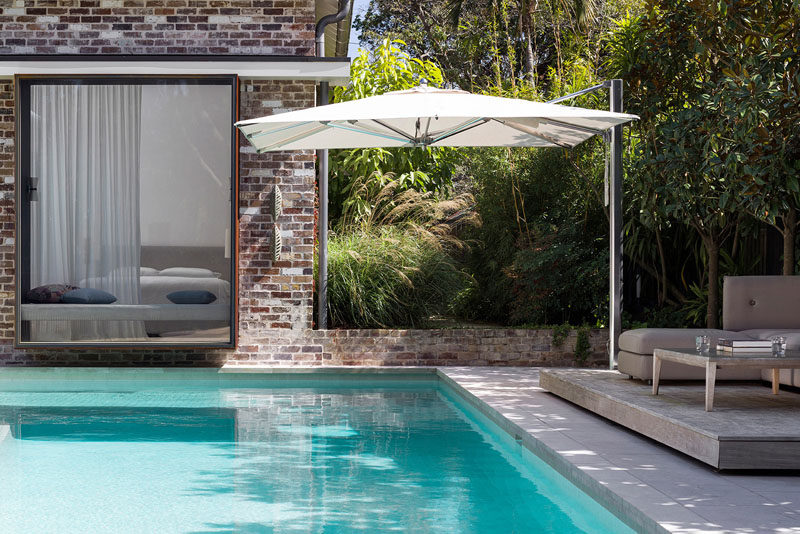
[236,85,638,152]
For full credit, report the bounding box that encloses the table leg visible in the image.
[705,361,717,412]
[772,368,780,395]
[652,356,662,395]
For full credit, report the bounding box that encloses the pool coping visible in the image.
[434,369,666,534]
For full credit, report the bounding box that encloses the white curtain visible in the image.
[30,84,145,341]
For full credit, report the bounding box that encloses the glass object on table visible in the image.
[695,335,710,354]
[772,336,787,356]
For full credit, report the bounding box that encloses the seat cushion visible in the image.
[619,350,762,381]
[723,276,800,330]
[618,328,744,355]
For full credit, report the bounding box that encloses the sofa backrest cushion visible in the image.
[723,276,800,331]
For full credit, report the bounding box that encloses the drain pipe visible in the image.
[315,0,352,330]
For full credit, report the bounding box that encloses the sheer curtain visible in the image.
[30,84,145,341]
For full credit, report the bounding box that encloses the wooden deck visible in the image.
[539,369,800,470]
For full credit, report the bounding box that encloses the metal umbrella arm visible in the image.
[547,80,624,369]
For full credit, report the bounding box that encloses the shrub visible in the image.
[321,181,479,328]
[325,227,472,328]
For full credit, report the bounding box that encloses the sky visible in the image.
[347,0,371,58]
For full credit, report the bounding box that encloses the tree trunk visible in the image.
[782,208,796,275]
[704,235,720,329]
[655,226,667,306]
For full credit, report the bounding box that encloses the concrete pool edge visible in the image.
[434,369,665,534]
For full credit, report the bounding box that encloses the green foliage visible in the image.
[574,327,592,364]
[623,306,686,329]
[329,39,459,224]
[551,323,571,347]
[604,0,800,326]
[323,182,479,329]
[325,227,470,328]
[507,226,608,325]
[460,141,609,326]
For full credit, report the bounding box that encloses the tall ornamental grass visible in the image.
[322,180,478,328]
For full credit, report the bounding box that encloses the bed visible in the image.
[21,246,232,339]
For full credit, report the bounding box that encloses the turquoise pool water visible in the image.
[0,372,634,533]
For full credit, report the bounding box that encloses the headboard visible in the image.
[141,246,231,282]
[722,276,800,331]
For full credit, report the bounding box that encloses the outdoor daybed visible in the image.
[618,276,800,386]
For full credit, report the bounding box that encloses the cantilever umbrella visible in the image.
[235,84,638,364]
[236,85,637,151]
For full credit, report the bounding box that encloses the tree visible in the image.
[328,39,459,224]
[606,0,800,327]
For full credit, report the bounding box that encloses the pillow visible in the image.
[167,290,217,304]
[158,267,219,279]
[26,284,79,303]
[140,267,160,276]
[61,288,117,304]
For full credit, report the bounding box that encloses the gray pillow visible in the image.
[61,288,117,304]
[167,290,217,304]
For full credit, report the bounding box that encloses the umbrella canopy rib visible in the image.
[430,118,490,145]
[256,123,329,153]
[494,119,572,148]
[539,117,605,136]
[327,122,411,144]
[247,121,314,140]
[371,119,416,141]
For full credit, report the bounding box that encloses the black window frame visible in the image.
[14,74,239,349]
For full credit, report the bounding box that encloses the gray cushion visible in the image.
[618,350,762,381]
[723,276,800,330]
[618,328,742,355]
[167,290,217,304]
[61,288,117,304]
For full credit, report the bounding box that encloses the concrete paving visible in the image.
[439,367,800,534]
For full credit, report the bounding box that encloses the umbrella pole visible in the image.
[609,79,623,369]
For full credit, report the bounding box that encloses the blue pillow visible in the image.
[61,288,117,304]
[167,290,217,304]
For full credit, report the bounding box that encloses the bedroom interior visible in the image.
[17,77,237,346]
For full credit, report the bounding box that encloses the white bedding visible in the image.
[140,274,230,334]
[140,275,230,306]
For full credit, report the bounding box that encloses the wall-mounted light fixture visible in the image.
[272,223,282,261]
[272,185,282,220]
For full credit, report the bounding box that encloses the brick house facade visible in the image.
[0,0,346,365]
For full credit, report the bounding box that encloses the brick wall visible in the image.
[312,328,610,367]
[0,0,315,56]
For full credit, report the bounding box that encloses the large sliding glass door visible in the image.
[16,76,237,347]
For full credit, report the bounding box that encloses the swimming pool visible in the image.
[0,369,635,533]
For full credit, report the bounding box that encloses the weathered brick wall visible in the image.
[0,0,314,56]
[231,328,610,367]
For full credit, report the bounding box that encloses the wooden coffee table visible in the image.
[652,348,800,411]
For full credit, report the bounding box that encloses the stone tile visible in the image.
[686,505,800,533]
[442,367,799,534]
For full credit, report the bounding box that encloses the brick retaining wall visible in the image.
[0,328,608,366]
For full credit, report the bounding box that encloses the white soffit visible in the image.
[0,58,351,85]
